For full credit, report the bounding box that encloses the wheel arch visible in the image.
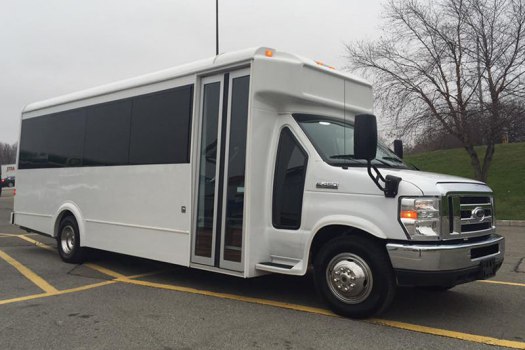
[53,202,86,246]
[305,216,387,267]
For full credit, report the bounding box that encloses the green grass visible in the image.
[405,142,525,220]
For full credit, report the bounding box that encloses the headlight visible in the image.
[399,197,441,239]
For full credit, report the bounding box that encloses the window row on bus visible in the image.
[19,85,194,169]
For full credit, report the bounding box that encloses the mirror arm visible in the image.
[366,161,402,198]
[366,161,386,191]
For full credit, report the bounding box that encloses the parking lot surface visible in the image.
[1,190,524,349]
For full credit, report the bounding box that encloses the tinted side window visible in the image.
[83,100,132,166]
[272,128,308,229]
[19,117,49,169]
[19,109,86,169]
[129,85,193,164]
[19,84,194,169]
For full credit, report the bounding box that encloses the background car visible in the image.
[1,176,15,188]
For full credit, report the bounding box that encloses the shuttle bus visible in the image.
[13,47,504,317]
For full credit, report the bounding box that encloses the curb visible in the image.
[496,220,525,227]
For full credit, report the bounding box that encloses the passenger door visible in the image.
[191,69,250,272]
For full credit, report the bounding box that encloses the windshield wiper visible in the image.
[330,154,398,168]
[381,156,403,164]
[373,158,393,167]
[330,154,355,159]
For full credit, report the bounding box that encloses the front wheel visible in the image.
[314,236,396,318]
[57,216,85,264]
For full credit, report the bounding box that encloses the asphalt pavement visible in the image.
[0,189,524,350]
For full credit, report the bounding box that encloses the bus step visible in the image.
[257,262,294,269]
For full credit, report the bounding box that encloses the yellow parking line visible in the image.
[87,263,525,349]
[370,319,525,349]
[128,278,525,349]
[0,280,116,306]
[0,233,37,237]
[86,263,337,316]
[18,237,165,280]
[84,263,128,279]
[54,280,117,296]
[85,263,170,281]
[479,280,525,287]
[0,293,49,305]
[0,249,58,294]
[17,235,55,252]
[126,270,171,279]
[125,278,525,349]
[131,277,336,314]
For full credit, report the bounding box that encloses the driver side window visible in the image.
[272,128,308,230]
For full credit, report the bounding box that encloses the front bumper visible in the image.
[386,234,504,287]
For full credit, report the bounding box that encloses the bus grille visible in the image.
[446,194,495,238]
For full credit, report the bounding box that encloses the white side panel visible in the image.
[85,221,190,264]
[242,107,278,277]
[14,164,192,266]
[14,213,53,235]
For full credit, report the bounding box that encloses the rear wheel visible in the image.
[314,236,396,318]
[57,216,85,264]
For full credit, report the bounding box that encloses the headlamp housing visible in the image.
[399,197,441,240]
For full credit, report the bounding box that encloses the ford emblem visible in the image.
[472,207,485,221]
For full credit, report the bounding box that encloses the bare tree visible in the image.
[346,0,525,181]
[0,142,17,165]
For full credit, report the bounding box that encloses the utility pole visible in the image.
[216,0,219,55]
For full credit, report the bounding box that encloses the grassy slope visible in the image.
[405,142,525,220]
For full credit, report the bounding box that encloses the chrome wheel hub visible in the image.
[61,225,75,256]
[326,253,373,304]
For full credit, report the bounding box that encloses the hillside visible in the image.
[405,142,525,220]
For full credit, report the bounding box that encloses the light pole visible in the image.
[216,0,219,55]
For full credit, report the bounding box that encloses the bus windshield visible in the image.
[294,114,409,169]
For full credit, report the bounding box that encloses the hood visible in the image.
[380,169,492,196]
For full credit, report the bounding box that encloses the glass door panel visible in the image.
[193,78,222,265]
[222,75,250,264]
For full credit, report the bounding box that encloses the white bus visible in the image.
[13,47,504,318]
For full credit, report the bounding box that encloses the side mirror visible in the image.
[354,114,377,161]
[393,139,403,159]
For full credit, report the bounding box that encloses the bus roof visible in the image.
[23,47,371,114]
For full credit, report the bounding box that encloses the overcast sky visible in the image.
[0,0,383,144]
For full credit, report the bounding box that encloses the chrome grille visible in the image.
[444,194,495,239]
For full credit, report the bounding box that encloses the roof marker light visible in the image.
[315,60,335,70]
[265,49,274,57]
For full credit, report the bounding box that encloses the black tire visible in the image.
[313,236,396,318]
[57,216,85,264]
[7,182,14,188]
